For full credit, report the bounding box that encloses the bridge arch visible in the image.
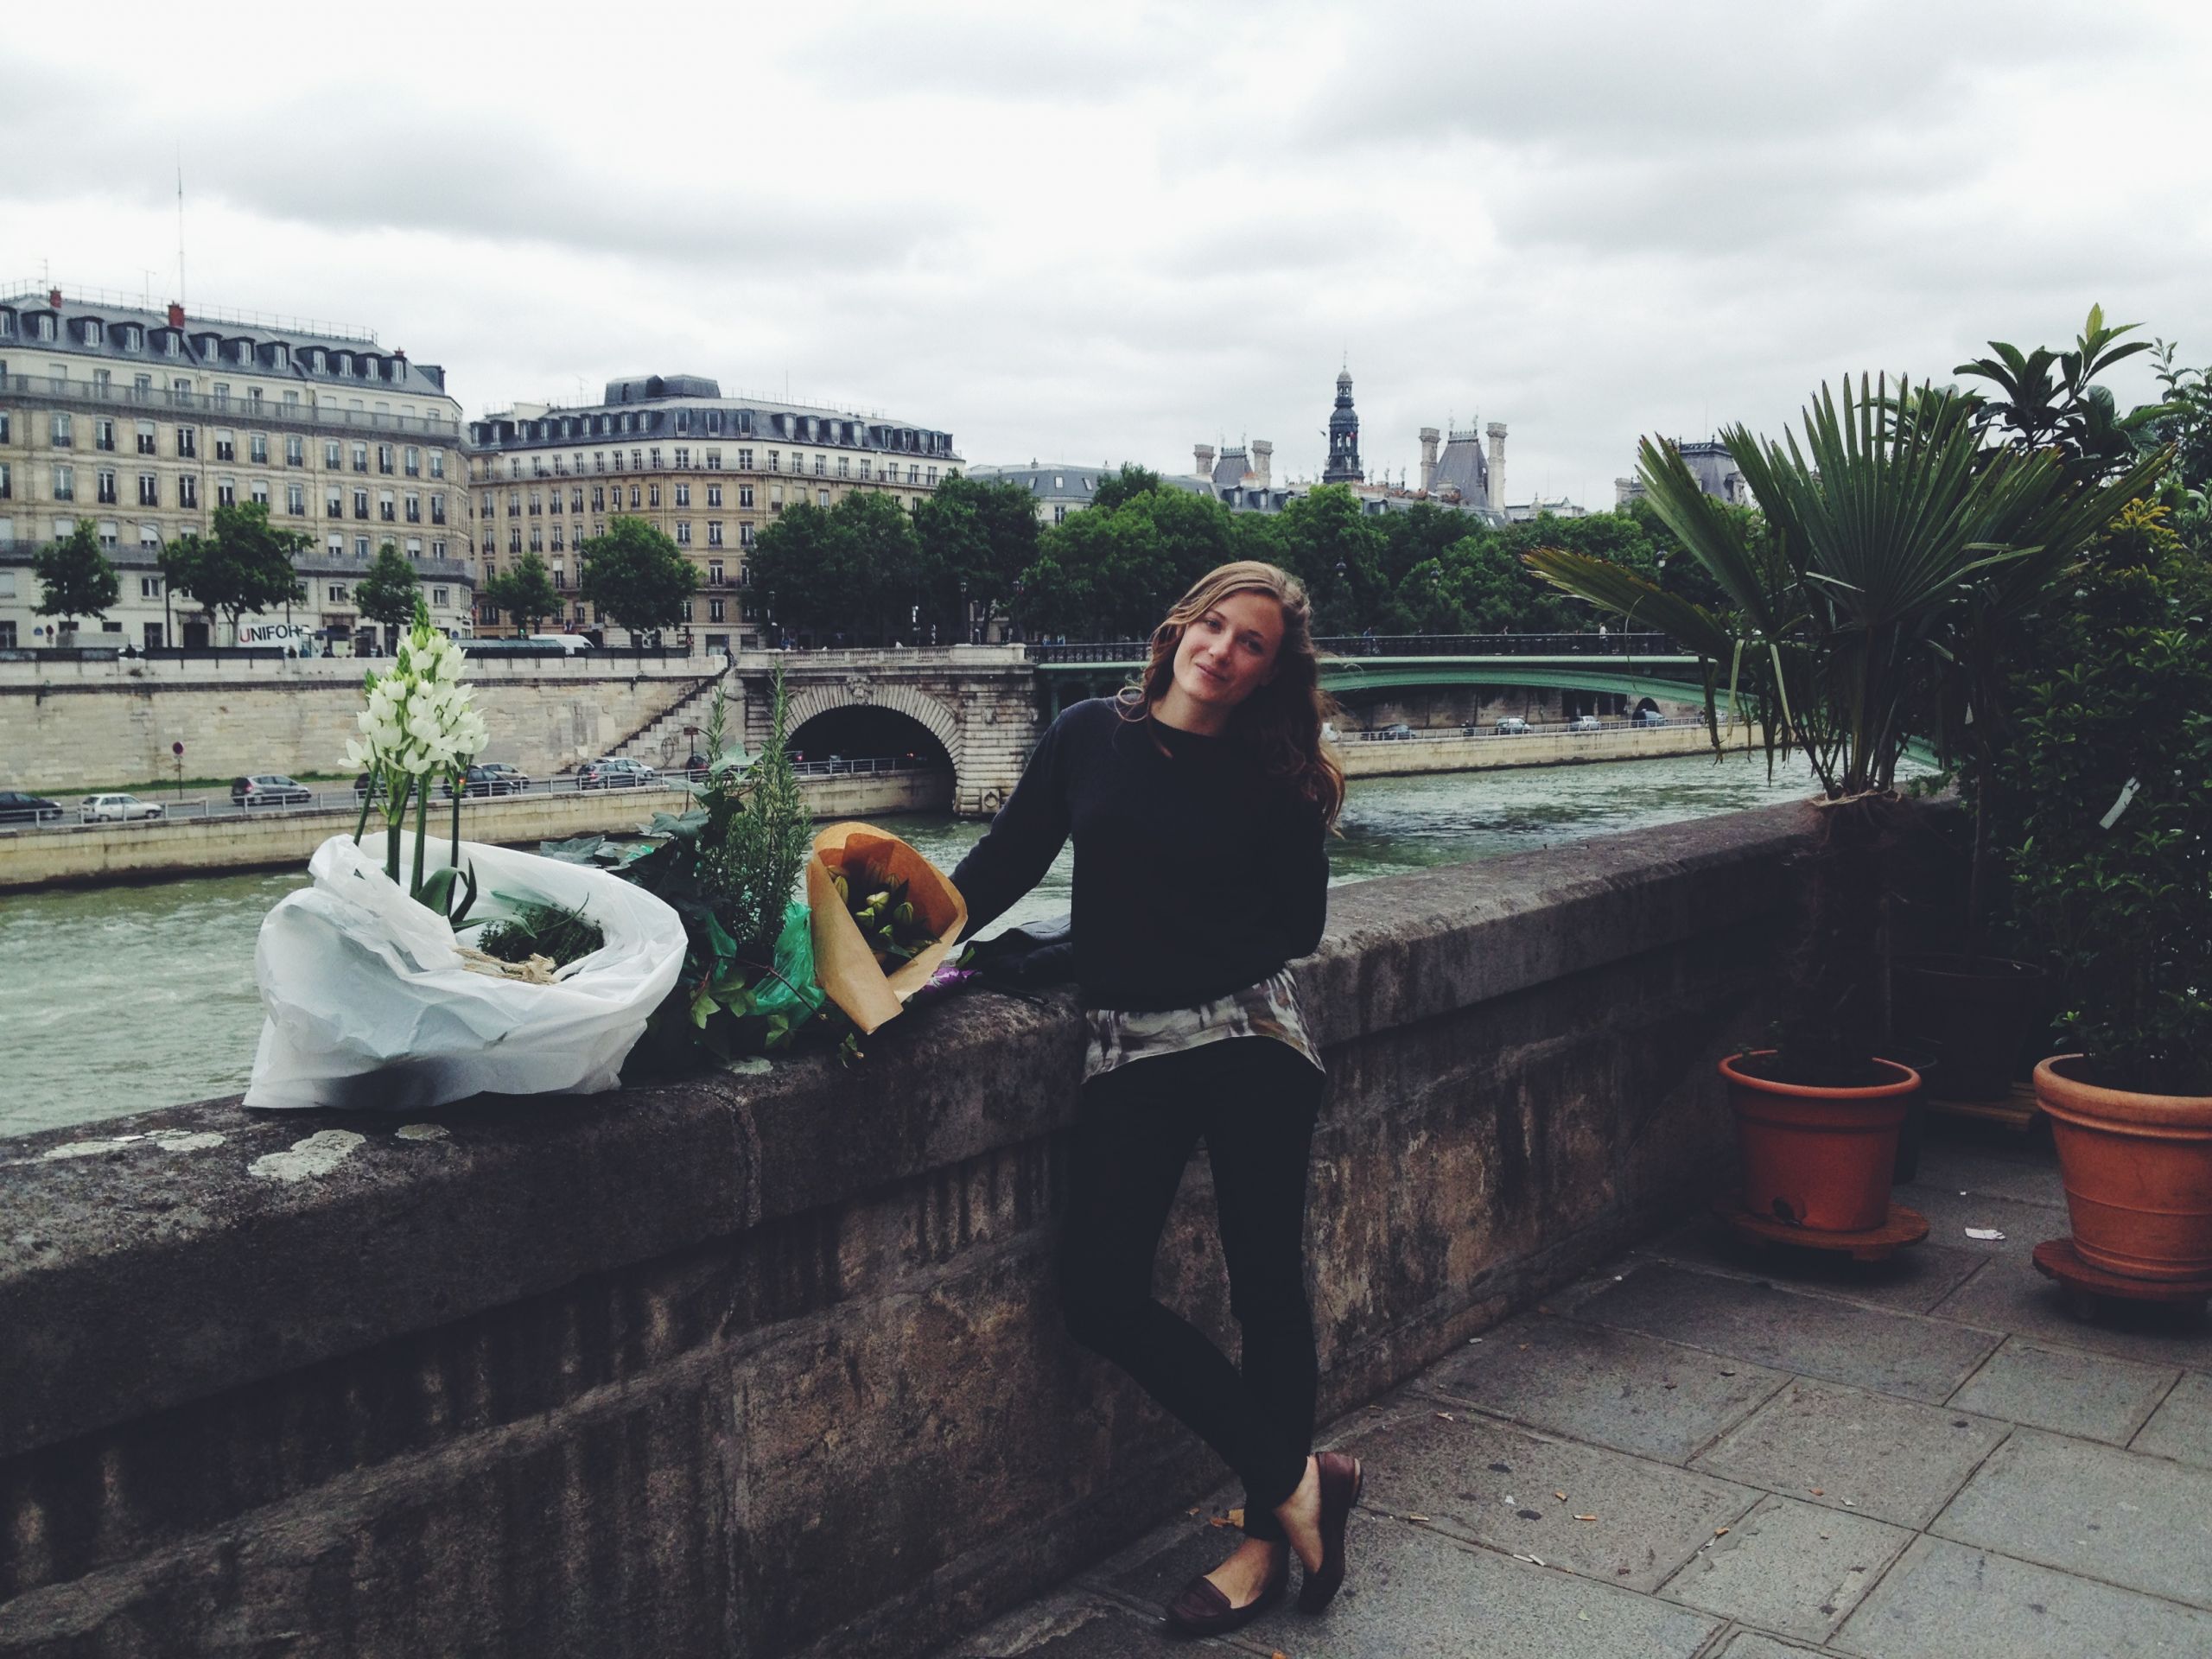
[779,680,964,770]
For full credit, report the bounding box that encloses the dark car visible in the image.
[443,765,527,798]
[1633,707,1669,727]
[232,774,313,807]
[478,762,531,789]
[353,772,392,799]
[577,757,658,790]
[1378,722,1417,741]
[0,791,64,824]
[1494,716,1533,735]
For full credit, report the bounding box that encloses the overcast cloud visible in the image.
[7,0,2209,505]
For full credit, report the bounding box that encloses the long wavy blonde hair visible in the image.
[1117,560,1345,828]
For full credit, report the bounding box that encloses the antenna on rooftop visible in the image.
[175,150,188,309]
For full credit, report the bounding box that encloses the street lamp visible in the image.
[959,576,972,645]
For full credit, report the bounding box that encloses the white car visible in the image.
[1568,715,1603,734]
[81,792,164,822]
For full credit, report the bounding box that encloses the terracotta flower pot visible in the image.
[1720,1052,1919,1232]
[2035,1055,2212,1282]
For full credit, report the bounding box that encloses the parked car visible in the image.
[353,772,391,799]
[0,791,64,824]
[443,764,528,798]
[478,762,531,789]
[1494,716,1533,735]
[232,774,313,807]
[1633,707,1669,727]
[1568,714,1603,734]
[1376,722,1417,741]
[577,757,658,790]
[80,792,163,822]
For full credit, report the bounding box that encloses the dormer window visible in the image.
[81,319,104,346]
[308,348,326,372]
[162,330,180,357]
[0,308,16,338]
[34,313,55,341]
[271,343,289,370]
[123,324,143,351]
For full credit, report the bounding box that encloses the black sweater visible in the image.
[950,697,1329,1010]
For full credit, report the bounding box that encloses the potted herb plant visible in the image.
[1527,374,2159,1231]
[2009,499,2212,1281]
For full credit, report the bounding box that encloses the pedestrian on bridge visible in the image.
[951,560,1363,1637]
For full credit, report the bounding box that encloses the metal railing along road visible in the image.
[0,757,944,836]
[1345,715,1701,742]
[1027,632,1682,664]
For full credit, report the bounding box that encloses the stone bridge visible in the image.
[728,646,1044,818]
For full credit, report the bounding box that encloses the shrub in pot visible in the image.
[2009,504,2212,1280]
[1529,374,2161,1230]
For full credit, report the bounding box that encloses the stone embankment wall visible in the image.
[0,804,1807,1658]
[0,767,955,890]
[1337,719,1738,779]
[0,656,719,793]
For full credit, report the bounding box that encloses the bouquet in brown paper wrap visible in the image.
[805,822,967,1034]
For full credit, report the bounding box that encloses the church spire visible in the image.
[1323,365,1363,485]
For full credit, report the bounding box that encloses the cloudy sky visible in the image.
[8,0,2209,505]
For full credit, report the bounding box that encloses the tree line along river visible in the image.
[0,748,1834,1139]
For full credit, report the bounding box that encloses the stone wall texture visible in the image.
[0,803,1808,1657]
[0,659,719,793]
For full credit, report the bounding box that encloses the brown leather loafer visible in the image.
[1163,1544,1289,1637]
[1294,1451,1363,1614]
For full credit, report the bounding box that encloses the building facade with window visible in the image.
[465,373,960,650]
[0,284,471,652]
[961,461,1128,526]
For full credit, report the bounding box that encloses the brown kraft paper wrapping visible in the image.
[804,821,969,1035]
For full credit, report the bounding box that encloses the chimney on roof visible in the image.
[168,302,185,327]
[1251,440,1273,487]
[1419,427,1440,492]
[394,347,406,361]
[48,287,62,310]
[1486,422,1508,511]
[1195,442,1215,478]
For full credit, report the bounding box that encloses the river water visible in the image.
[0,749,1831,1138]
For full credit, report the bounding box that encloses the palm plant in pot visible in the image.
[2008,499,2212,1283]
[1527,374,2159,1232]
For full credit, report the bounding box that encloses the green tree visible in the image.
[483,550,561,633]
[159,503,309,641]
[354,541,422,637]
[747,492,921,645]
[577,515,699,641]
[1265,486,1386,633]
[1020,484,1237,639]
[1090,462,1163,514]
[914,474,1039,640]
[32,523,121,638]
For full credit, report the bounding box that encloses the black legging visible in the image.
[1058,1035,1326,1537]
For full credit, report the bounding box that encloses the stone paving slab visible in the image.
[1688,1376,2009,1528]
[1924,1256,2212,1368]
[1948,1336,2180,1445]
[1930,1427,2212,1610]
[1419,1313,1789,1463]
[1908,1134,2072,1208]
[1657,1492,1910,1642]
[944,1594,1201,1657]
[1632,1214,1989,1314]
[1571,1262,2003,1403]
[1338,1406,1758,1592]
[1837,1535,2212,1659]
[1890,1183,2063,1263]
[2130,1368,2212,1469]
[1713,1635,1828,1659]
[1103,1509,1720,1658]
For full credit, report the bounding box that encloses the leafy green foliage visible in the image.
[2002,505,2212,1093]
[747,491,921,644]
[577,515,698,638]
[32,522,121,631]
[483,550,561,633]
[473,894,605,969]
[158,503,311,637]
[353,541,421,632]
[1955,304,2158,479]
[913,474,1039,640]
[1089,463,1164,514]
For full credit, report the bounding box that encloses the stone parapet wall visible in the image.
[1337,720,1743,778]
[1,663,720,794]
[0,804,1808,1657]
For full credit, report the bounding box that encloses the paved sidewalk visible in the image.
[939,1128,2212,1657]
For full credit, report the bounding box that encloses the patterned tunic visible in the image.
[1083,965,1324,1084]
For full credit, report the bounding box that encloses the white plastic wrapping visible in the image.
[244,834,686,1111]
